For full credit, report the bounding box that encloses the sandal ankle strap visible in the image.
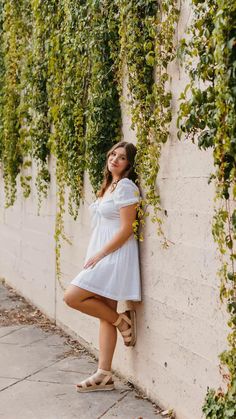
[97,368,112,376]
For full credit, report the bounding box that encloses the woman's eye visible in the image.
[110,152,126,160]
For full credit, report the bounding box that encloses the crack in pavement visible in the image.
[96,391,130,419]
[0,326,26,339]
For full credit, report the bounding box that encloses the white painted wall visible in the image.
[0,2,229,418]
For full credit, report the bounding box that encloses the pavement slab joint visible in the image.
[96,391,130,419]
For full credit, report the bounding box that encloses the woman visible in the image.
[64,141,141,392]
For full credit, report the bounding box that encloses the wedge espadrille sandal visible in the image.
[112,310,136,347]
[76,368,114,392]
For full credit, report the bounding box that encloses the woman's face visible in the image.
[107,147,129,179]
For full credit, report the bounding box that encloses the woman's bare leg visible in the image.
[63,285,119,324]
[98,298,118,371]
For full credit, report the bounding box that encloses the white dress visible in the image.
[70,178,141,301]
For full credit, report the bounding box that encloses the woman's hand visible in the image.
[83,251,106,269]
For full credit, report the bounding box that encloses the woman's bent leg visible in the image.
[63,285,119,324]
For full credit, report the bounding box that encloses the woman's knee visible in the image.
[63,290,77,308]
[63,286,82,308]
[63,286,94,309]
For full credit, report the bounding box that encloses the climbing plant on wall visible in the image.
[85,0,121,192]
[0,0,50,205]
[46,0,88,280]
[117,0,179,242]
[27,0,51,207]
[0,1,24,206]
[17,0,34,201]
[178,1,236,417]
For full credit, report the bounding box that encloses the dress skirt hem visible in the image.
[70,280,141,302]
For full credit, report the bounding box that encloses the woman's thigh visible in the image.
[103,296,118,311]
[64,285,96,304]
[64,285,98,306]
[64,285,117,310]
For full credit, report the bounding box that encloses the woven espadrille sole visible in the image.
[76,383,115,392]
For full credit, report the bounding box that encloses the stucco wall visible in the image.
[0,2,229,418]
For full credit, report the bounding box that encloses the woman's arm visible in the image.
[83,204,137,269]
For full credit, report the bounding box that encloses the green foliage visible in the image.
[1,1,24,206]
[178,1,236,417]
[47,0,88,217]
[27,0,51,206]
[46,0,88,279]
[202,386,236,419]
[86,0,121,192]
[117,0,179,242]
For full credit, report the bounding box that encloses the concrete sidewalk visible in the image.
[0,282,165,419]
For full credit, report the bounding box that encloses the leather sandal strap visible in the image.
[81,379,89,388]
[97,368,112,376]
[120,327,131,337]
[121,313,132,326]
[112,314,122,327]
[96,369,113,386]
[113,310,136,347]
[89,377,96,386]
[124,336,132,342]
[81,373,97,387]
[101,374,112,385]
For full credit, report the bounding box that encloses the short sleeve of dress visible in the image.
[113,178,140,210]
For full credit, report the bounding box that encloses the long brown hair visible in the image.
[97,141,139,198]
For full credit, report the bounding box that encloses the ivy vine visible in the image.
[46,0,87,281]
[178,1,236,417]
[117,0,179,242]
[17,0,33,200]
[27,0,51,207]
[86,0,121,192]
[0,1,23,206]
